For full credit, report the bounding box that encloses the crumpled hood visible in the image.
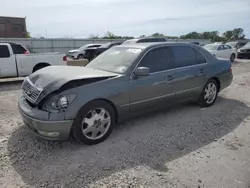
[28,66,118,95]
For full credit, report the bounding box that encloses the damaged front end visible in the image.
[22,75,116,114]
[37,77,114,113]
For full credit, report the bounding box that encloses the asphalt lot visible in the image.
[0,60,250,188]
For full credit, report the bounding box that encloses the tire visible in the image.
[230,53,236,62]
[198,79,219,107]
[33,64,49,72]
[77,54,84,59]
[73,100,116,145]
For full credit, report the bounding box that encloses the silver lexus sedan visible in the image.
[18,42,233,145]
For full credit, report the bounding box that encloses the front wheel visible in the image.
[73,100,116,145]
[198,79,219,107]
[77,54,84,59]
[230,53,236,62]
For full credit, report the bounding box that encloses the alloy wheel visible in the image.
[204,83,217,104]
[81,108,111,140]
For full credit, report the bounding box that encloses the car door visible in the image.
[223,45,232,59]
[169,46,206,102]
[216,45,228,59]
[129,46,175,113]
[0,45,17,77]
[224,44,235,58]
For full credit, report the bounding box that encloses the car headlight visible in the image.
[42,94,77,113]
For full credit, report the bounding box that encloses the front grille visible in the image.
[22,78,42,103]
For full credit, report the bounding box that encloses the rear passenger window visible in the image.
[0,45,10,58]
[225,45,232,49]
[172,46,196,68]
[140,47,172,73]
[11,44,27,54]
[194,49,206,64]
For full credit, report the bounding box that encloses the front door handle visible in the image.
[166,75,174,81]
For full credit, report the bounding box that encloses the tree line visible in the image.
[90,28,247,42]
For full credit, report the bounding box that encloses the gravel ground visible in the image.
[1,62,250,188]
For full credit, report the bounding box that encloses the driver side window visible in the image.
[139,47,172,73]
[217,45,224,50]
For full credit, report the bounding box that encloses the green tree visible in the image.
[151,33,165,37]
[89,34,99,39]
[103,31,116,39]
[232,28,245,39]
[180,31,201,39]
[27,32,31,38]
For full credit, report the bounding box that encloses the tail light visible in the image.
[24,51,29,54]
[230,66,232,73]
[63,55,67,61]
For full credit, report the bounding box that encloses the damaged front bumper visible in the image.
[18,96,73,141]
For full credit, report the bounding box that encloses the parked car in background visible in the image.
[189,41,200,45]
[122,37,167,44]
[83,41,122,61]
[203,43,237,62]
[18,42,233,145]
[237,42,250,59]
[67,43,102,59]
[0,42,67,78]
[225,41,248,49]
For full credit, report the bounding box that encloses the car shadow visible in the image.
[7,97,250,187]
[0,81,22,92]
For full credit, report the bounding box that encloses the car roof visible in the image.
[0,42,20,45]
[124,37,166,43]
[86,43,102,46]
[118,42,199,50]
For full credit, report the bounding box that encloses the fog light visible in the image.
[37,130,59,137]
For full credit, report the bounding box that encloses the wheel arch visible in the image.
[69,98,119,139]
[76,98,119,123]
[210,77,221,91]
[32,62,51,72]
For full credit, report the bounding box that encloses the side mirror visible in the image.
[134,67,149,77]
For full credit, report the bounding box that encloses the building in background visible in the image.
[0,16,27,38]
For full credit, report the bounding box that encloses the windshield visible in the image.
[123,39,138,44]
[243,42,250,48]
[100,43,112,48]
[204,44,218,51]
[86,47,143,73]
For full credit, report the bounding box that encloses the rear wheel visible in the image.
[198,79,219,107]
[230,53,236,62]
[73,100,116,145]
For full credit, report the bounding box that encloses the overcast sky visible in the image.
[1,0,250,38]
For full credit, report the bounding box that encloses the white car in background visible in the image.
[203,43,237,62]
[67,44,102,59]
[0,43,67,78]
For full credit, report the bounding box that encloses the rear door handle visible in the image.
[200,68,204,74]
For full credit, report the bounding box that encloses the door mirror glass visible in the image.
[134,67,149,77]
